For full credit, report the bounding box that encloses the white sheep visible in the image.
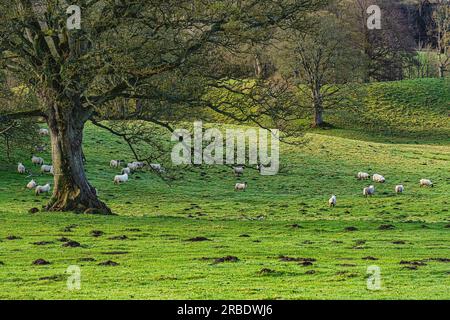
[357,172,370,180]
[114,173,129,185]
[27,179,37,189]
[363,185,375,197]
[395,185,404,193]
[235,182,247,191]
[35,183,51,196]
[127,162,139,171]
[233,166,244,176]
[372,174,385,183]
[150,163,164,172]
[38,128,49,136]
[150,163,162,171]
[41,164,53,174]
[34,145,46,152]
[419,179,433,187]
[17,163,26,174]
[134,161,145,169]
[121,167,131,175]
[110,160,122,168]
[328,195,337,207]
[32,156,44,166]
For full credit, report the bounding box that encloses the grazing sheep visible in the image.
[27,179,37,189]
[328,195,337,207]
[233,166,244,176]
[372,174,385,183]
[38,128,49,136]
[41,165,53,174]
[395,185,404,194]
[34,145,46,152]
[18,163,26,174]
[363,185,375,197]
[31,156,44,166]
[35,183,51,195]
[127,162,139,171]
[357,172,370,180]
[150,163,164,172]
[110,160,122,168]
[235,182,247,191]
[121,167,131,175]
[134,161,146,169]
[419,179,433,187]
[149,163,160,170]
[114,173,129,185]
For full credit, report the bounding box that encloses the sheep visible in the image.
[363,185,375,197]
[121,167,131,175]
[110,160,122,168]
[35,183,51,196]
[134,161,146,169]
[127,162,139,172]
[419,179,433,187]
[395,185,404,194]
[31,156,44,166]
[127,161,145,170]
[18,163,26,174]
[41,165,53,174]
[38,128,49,136]
[150,163,164,172]
[27,179,37,190]
[235,182,247,191]
[328,195,337,207]
[372,174,385,183]
[34,145,46,152]
[357,172,370,180]
[233,166,244,176]
[114,173,129,185]
[149,163,160,170]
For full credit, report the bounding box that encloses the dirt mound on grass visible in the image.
[98,260,119,266]
[186,237,211,242]
[33,259,50,265]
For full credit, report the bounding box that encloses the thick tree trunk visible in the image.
[45,102,112,214]
[311,87,324,128]
[313,106,324,127]
[439,65,445,78]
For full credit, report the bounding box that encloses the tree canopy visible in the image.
[0,0,325,214]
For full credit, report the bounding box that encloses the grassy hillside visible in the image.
[326,78,450,144]
[0,79,448,299]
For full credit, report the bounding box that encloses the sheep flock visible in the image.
[14,128,437,209]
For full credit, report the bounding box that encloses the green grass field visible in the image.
[0,79,449,299]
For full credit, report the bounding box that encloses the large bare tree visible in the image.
[277,12,364,127]
[0,0,325,214]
